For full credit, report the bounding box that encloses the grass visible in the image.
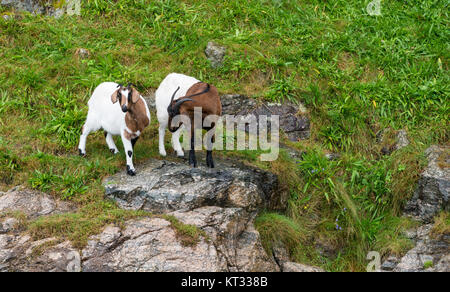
[0,0,448,271]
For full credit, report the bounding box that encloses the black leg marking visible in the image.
[126,165,136,176]
[78,149,85,157]
[189,134,197,168]
[110,149,116,154]
[131,137,139,148]
[206,150,214,168]
[128,150,133,158]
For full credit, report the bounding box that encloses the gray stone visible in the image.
[395,129,409,150]
[325,153,341,161]
[380,256,399,271]
[205,42,226,68]
[221,94,310,142]
[1,0,65,18]
[0,234,80,272]
[0,187,76,218]
[404,145,449,222]
[282,262,325,272]
[103,159,280,213]
[380,224,449,272]
[377,128,410,155]
[82,207,279,272]
[0,218,18,233]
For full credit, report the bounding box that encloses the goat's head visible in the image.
[167,86,193,132]
[111,83,140,113]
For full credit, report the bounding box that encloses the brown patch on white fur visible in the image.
[123,129,138,141]
[111,89,119,104]
[124,90,149,135]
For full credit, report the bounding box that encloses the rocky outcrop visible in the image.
[380,224,449,272]
[1,0,66,18]
[0,158,287,272]
[99,159,282,272]
[272,241,324,272]
[104,159,280,213]
[377,128,410,155]
[205,42,226,68]
[221,94,310,142]
[404,145,449,222]
[0,187,75,218]
[380,145,449,272]
[82,207,278,272]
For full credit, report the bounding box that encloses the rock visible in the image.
[1,0,65,18]
[221,94,310,141]
[0,218,18,233]
[205,42,226,68]
[0,155,285,272]
[282,262,325,272]
[74,48,90,60]
[142,89,156,109]
[104,159,280,213]
[395,129,409,150]
[271,241,325,272]
[380,224,449,272]
[404,145,449,222]
[325,152,341,161]
[90,158,281,271]
[2,14,11,20]
[82,207,279,272]
[0,187,76,219]
[380,256,399,271]
[272,241,290,264]
[377,128,410,155]
[0,234,80,272]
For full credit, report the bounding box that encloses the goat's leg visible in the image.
[172,126,185,157]
[78,120,97,156]
[189,130,197,168]
[204,124,216,168]
[121,132,136,176]
[131,136,139,149]
[105,132,119,154]
[158,122,167,157]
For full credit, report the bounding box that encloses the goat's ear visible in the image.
[131,88,140,103]
[111,89,119,104]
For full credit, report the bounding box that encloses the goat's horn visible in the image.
[169,86,181,106]
[173,98,193,113]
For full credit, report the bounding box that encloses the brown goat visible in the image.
[167,82,222,168]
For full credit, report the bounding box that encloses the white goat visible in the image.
[155,73,200,157]
[78,82,150,176]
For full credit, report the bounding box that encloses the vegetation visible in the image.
[0,0,448,271]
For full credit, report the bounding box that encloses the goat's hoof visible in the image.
[78,149,86,157]
[110,149,118,154]
[126,165,136,176]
